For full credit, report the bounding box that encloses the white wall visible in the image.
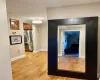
[7,17,48,59]
[7,18,25,59]
[47,2,100,77]
[32,24,41,52]
[0,0,12,80]
[47,3,100,19]
[40,23,48,51]
[32,23,48,52]
[8,17,43,59]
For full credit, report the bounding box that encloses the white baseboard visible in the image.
[11,54,26,62]
[40,49,48,52]
[33,50,40,53]
[33,49,48,53]
[79,56,85,58]
[58,54,85,58]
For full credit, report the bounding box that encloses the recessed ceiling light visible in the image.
[32,20,42,24]
[29,17,44,20]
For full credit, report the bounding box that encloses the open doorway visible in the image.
[58,25,86,73]
[63,31,80,57]
[23,23,33,52]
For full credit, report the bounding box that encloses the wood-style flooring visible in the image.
[58,56,85,72]
[11,52,83,80]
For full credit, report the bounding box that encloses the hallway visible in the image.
[11,52,82,80]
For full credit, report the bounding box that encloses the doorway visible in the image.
[58,25,86,74]
[58,25,85,58]
[63,31,80,57]
[23,23,33,52]
[24,30,33,52]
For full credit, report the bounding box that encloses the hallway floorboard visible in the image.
[11,52,83,80]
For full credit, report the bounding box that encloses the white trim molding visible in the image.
[33,50,40,53]
[33,49,48,53]
[40,49,48,52]
[97,73,100,78]
[58,25,86,59]
[79,56,85,58]
[58,53,62,56]
[11,54,26,62]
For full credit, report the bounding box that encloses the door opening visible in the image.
[63,31,80,57]
[24,30,33,52]
[23,23,33,52]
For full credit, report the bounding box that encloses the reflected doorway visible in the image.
[58,25,86,73]
[63,31,80,57]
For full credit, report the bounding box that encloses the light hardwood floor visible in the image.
[11,52,83,80]
[58,56,85,72]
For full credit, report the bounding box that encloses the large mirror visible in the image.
[58,25,86,73]
[48,17,98,79]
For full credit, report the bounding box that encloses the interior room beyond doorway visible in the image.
[63,31,80,57]
[58,25,86,73]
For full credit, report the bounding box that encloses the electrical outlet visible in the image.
[18,49,20,54]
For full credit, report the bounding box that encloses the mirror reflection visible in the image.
[58,25,85,73]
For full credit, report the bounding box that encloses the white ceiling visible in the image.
[6,0,100,21]
[6,0,47,21]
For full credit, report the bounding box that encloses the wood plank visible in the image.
[11,52,83,80]
[58,56,85,72]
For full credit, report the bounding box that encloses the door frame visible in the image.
[24,30,33,52]
[58,25,86,58]
[61,30,81,57]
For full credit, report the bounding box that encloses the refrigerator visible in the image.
[24,30,33,52]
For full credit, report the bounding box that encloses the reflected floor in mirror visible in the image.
[58,56,85,72]
[11,52,84,80]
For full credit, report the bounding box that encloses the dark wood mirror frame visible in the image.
[48,17,98,80]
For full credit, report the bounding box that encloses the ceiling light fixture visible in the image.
[32,17,44,20]
[31,17,43,24]
[32,20,42,24]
